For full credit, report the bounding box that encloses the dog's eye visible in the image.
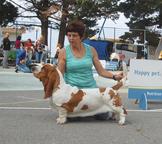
[41,67,46,72]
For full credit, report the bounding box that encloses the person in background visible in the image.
[159,50,162,60]
[25,38,34,65]
[15,35,22,67]
[53,43,61,64]
[2,33,11,68]
[15,42,31,73]
[58,20,123,120]
[35,36,44,63]
[118,53,127,72]
[41,44,48,64]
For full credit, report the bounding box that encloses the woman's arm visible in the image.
[91,47,122,81]
[57,48,66,74]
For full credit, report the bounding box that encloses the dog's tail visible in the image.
[111,78,125,91]
[122,61,128,77]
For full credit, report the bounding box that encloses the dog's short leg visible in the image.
[118,108,126,125]
[118,114,126,125]
[56,107,67,124]
[109,112,116,121]
[49,97,56,109]
[111,107,126,125]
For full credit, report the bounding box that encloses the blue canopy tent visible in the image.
[83,39,113,61]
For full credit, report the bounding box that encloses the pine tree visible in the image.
[0,0,18,26]
[119,0,162,47]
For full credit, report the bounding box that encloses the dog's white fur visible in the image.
[32,64,127,125]
[110,53,120,61]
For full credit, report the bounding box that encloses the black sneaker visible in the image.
[3,66,10,69]
[15,68,18,73]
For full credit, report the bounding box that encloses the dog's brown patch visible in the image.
[109,89,116,99]
[112,81,123,90]
[108,90,122,107]
[81,105,89,110]
[99,88,106,93]
[113,94,122,107]
[61,90,85,112]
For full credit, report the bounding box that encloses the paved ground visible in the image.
[0,66,162,144]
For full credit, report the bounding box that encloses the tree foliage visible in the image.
[0,0,18,26]
[68,0,119,37]
[10,0,60,45]
[10,0,119,46]
[119,0,162,47]
[56,0,119,46]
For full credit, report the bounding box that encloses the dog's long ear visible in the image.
[44,69,60,99]
[44,78,53,99]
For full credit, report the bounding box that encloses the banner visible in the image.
[128,59,162,88]
[128,59,162,110]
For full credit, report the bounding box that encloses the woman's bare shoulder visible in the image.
[90,46,98,57]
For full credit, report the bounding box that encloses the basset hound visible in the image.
[31,64,127,125]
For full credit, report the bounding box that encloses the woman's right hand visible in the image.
[113,72,123,81]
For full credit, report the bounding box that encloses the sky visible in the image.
[97,13,129,38]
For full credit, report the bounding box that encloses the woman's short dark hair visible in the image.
[66,20,85,38]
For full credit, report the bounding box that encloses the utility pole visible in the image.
[98,17,107,40]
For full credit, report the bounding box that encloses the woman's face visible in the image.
[67,32,81,46]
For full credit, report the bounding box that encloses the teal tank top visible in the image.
[64,43,97,88]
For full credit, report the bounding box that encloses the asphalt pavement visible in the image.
[0,66,162,144]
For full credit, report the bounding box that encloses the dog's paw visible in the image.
[56,117,67,124]
[118,119,125,125]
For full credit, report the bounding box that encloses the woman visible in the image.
[15,42,31,73]
[53,43,62,64]
[15,35,21,67]
[57,20,123,120]
[25,38,34,65]
[58,20,122,87]
[35,36,44,63]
